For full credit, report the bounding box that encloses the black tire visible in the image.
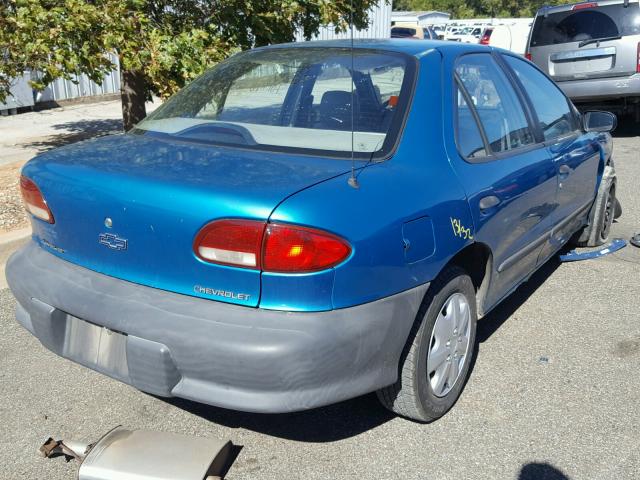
[376,266,477,422]
[614,197,622,219]
[575,165,617,247]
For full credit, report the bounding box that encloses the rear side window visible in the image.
[503,55,577,141]
[455,86,487,159]
[455,54,535,155]
[531,3,640,47]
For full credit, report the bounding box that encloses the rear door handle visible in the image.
[479,195,500,212]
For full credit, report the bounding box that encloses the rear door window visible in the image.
[455,54,535,155]
[503,55,578,141]
[530,3,640,47]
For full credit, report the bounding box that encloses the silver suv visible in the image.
[526,0,640,119]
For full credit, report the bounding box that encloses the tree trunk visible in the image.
[120,69,147,131]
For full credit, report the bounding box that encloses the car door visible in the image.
[444,52,558,311]
[501,54,601,258]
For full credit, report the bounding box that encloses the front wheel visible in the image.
[575,165,617,247]
[377,266,477,422]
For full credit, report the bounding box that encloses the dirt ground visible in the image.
[0,161,28,234]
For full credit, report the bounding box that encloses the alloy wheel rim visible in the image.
[427,292,471,397]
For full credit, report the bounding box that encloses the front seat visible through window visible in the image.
[316,90,355,131]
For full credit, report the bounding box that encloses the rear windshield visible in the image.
[531,2,640,47]
[391,27,417,37]
[136,48,414,159]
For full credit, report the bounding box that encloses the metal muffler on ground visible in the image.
[40,426,236,480]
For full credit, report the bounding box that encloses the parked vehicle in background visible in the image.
[391,23,425,39]
[423,26,439,40]
[454,26,484,43]
[9,40,619,423]
[526,0,640,120]
[479,27,494,45]
[444,26,462,41]
[490,23,531,54]
[432,25,446,40]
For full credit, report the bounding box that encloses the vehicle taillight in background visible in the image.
[572,2,598,10]
[479,29,492,45]
[525,53,532,61]
[194,220,351,273]
[20,175,54,223]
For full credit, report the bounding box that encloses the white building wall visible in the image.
[295,0,391,41]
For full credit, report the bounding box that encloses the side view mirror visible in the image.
[583,111,617,133]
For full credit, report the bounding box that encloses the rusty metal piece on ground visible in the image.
[39,426,237,480]
[39,437,89,462]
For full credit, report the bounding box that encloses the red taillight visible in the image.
[525,53,532,61]
[193,220,351,273]
[263,223,351,273]
[479,30,492,45]
[19,175,54,223]
[572,2,597,10]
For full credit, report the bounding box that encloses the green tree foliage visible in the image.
[393,0,568,18]
[0,0,378,128]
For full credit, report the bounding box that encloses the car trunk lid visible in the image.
[23,134,350,307]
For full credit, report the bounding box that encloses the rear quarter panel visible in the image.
[263,50,475,310]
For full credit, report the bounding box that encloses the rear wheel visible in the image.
[377,266,477,422]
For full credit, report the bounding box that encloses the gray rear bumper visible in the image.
[557,73,640,103]
[6,242,428,413]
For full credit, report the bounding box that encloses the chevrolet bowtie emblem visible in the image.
[99,232,128,251]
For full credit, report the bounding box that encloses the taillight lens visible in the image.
[263,223,351,273]
[525,53,532,61]
[194,220,351,273]
[20,175,54,223]
[194,219,265,268]
[572,2,597,10]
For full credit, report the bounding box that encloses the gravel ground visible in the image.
[0,129,638,480]
[0,162,27,233]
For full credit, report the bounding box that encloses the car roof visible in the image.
[257,39,489,58]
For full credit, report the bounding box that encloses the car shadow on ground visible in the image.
[164,392,394,443]
[477,257,562,343]
[20,119,123,151]
[611,116,639,138]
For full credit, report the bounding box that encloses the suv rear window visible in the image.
[136,48,414,160]
[531,2,640,47]
[391,27,417,38]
